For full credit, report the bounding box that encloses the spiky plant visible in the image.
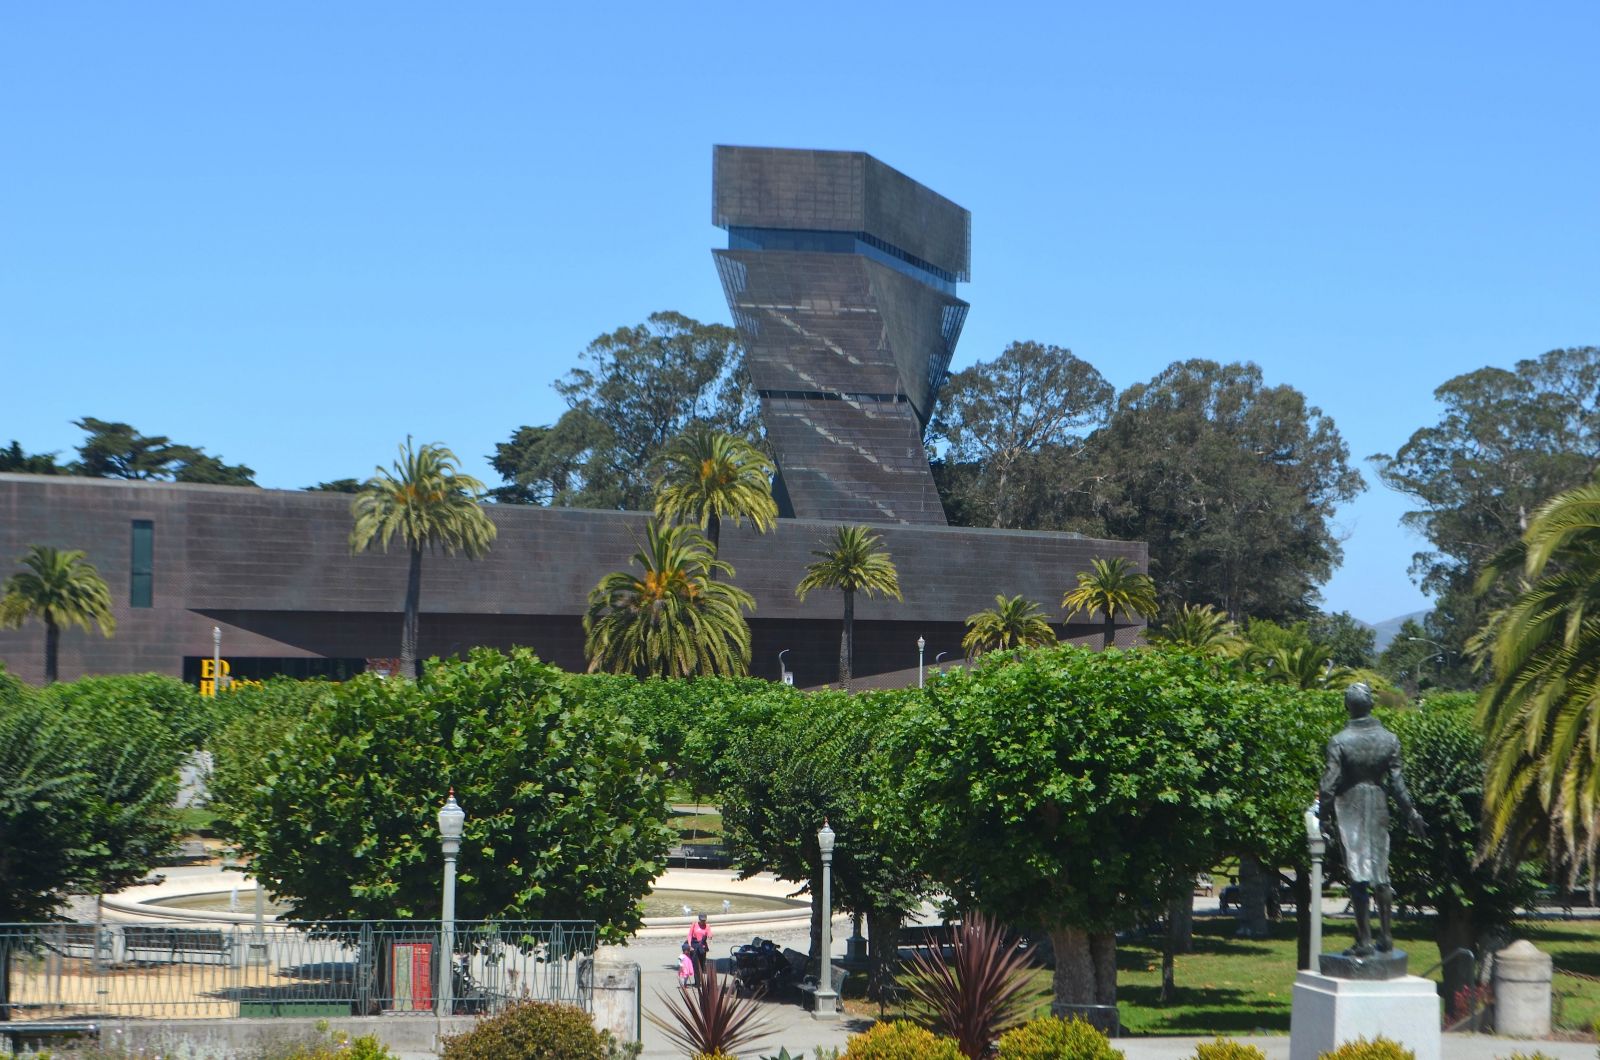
[962,595,1057,658]
[647,961,774,1058]
[0,545,116,683]
[901,911,1045,1059]
[796,525,902,684]
[1062,557,1158,650]
[653,426,777,554]
[584,521,755,677]
[350,437,496,678]
[1146,603,1241,657]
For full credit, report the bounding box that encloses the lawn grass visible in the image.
[669,807,724,847]
[856,914,1600,1037]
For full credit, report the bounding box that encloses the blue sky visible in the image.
[3,3,1597,623]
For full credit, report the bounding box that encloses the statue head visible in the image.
[1344,681,1373,719]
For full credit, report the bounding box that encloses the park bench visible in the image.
[797,962,852,1011]
[46,923,116,963]
[1,1021,99,1052]
[122,925,234,965]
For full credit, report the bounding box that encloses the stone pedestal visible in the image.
[1493,940,1552,1038]
[1290,971,1440,1060]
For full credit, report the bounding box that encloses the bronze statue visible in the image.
[1319,682,1427,958]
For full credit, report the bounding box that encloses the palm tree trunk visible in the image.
[706,513,721,555]
[402,546,423,679]
[840,588,854,685]
[1102,611,1115,651]
[44,617,60,684]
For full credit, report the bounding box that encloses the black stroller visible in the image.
[729,936,795,998]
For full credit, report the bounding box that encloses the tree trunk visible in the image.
[1048,926,1117,1011]
[402,546,423,679]
[1235,855,1270,938]
[1294,863,1313,970]
[839,589,854,685]
[0,937,11,1021]
[1160,893,1193,1003]
[866,907,902,1003]
[706,514,721,556]
[44,618,60,684]
[1433,897,1478,1022]
[1102,612,1114,651]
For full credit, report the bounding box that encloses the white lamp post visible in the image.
[437,791,465,1017]
[1304,798,1324,973]
[917,637,926,689]
[813,820,839,1019]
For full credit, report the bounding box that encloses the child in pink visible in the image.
[677,943,695,987]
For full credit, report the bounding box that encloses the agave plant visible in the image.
[901,911,1044,1059]
[646,961,774,1058]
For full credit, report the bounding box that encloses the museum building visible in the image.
[0,147,1147,688]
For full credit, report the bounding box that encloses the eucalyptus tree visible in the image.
[796,526,902,685]
[584,522,755,677]
[0,545,116,683]
[350,438,496,678]
[961,594,1057,658]
[1062,557,1158,650]
[653,426,776,553]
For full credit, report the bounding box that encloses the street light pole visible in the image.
[917,637,925,689]
[1304,799,1324,973]
[813,821,839,1019]
[436,791,465,1018]
[211,626,222,697]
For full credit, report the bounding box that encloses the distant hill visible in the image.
[1362,610,1433,653]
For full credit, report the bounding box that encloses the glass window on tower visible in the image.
[130,520,153,607]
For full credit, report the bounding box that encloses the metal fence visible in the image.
[0,920,598,1022]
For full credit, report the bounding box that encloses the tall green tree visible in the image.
[211,649,673,938]
[930,342,1113,529]
[350,438,496,679]
[887,646,1318,1011]
[1061,557,1158,650]
[493,313,757,509]
[1476,478,1600,888]
[1,673,184,1017]
[584,522,755,677]
[962,594,1057,658]
[1308,611,1377,669]
[71,417,257,486]
[1373,347,1600,686]
[652,426,777,553]
[0,545,116,683]
[796,526,903,684]
[1083,360,1364,620]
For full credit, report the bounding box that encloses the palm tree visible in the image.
[653,426,777,554]
[1061,556,1158,650]
[1147,603,1242,657]
[1477,479,1600,888]
[962,594,1057,658]
[584,521,755,677]
[0,545,116,683]
[350,438,496,678]
[796,526,902,685]
[1252,643,1359,690]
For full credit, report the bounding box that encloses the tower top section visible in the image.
[712,146,971,283]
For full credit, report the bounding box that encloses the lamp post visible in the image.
[813,821,839,1019]
[211,626,222,696]
[917,637,925,689]
[1404,636,1449,681]
[436,791,465,1017]
[1304,799,1324,973]
[779,649,793,686]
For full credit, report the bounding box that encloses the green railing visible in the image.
[0,919,597,1021]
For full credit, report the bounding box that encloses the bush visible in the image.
[843,1021,963,1060]
[996,1016,1124,1060]
[1317,1039,1415,1060]
[277,1031,398,1059]
[441,1001,608,1060]
[1192,1039,1266,1060]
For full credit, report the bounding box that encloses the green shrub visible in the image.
[1496,1053,1557,1060]
[441,1001,608,1060]
[1318,1038,1415,1060]
[843,1021,963,1060]
[996,1016,1125,1060]
[1192,1039,1266,1060]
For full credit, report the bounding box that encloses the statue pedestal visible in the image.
[1290,971,1439,1060]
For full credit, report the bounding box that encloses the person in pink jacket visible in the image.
[686,913,712,978]
[677,942,696,987]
